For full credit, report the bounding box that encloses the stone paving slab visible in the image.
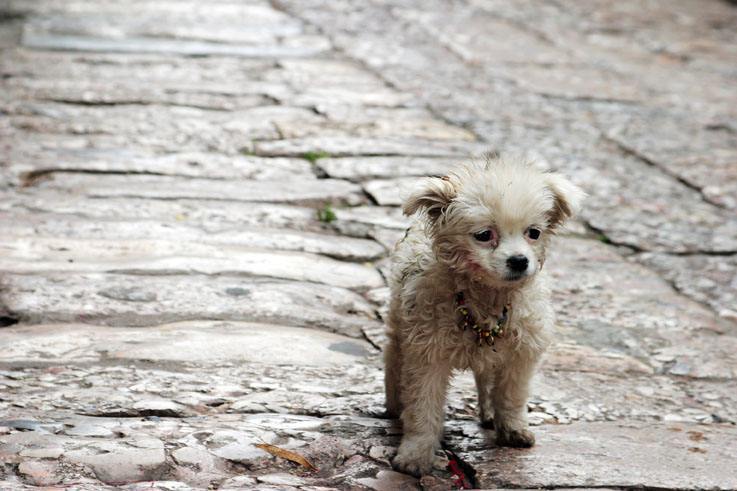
[593,106,737,210]
[0,237,384,289]
[0,274,380,336]
[3,149,315,182]
[466,421,737,489]
[317,156,459,180]
[0,322,374,366]
[636,252,737,323]
[26,173,365,206]
[22,31,330,58]
[0,193,320,231]
[0,214,385,261]
[253,136,488,158]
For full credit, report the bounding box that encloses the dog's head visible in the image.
[404,156,584,287]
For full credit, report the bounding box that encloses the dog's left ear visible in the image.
[544,173,585,229]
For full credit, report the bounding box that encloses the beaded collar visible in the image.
[454,292,510,347]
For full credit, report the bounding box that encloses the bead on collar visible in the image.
[454,291,509,347]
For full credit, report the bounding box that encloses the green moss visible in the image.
[317,204,337,224]
[302,151,330,164]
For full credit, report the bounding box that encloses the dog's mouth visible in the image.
[503,271,528,282]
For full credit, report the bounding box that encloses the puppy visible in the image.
[384,156,584,476]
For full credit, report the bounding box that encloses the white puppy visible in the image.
[384,156,584,476]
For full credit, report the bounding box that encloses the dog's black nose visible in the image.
[507,255,529,272]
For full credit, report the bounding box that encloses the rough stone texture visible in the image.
[1,0,736,489]
[466,422,737,489]
[0,322,375,366]
[318,156,460,180]
[26,173,366,206]
[635,252,737,323]
[0,237,384,289]
[0,274,380,335]
[0,214,385,261]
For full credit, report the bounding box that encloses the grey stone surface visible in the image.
[318,156,459,180]
[363,178,419,207]
[0,322,374,366]
[635,252,737,323]
[25,173,365,206]
[1,0,736,488]
[253,136,486,158]
[6,273,379,340]
[5,150,315,182]
[595,107,737,209]
[0,237,383,289]
[0,213,385,261]
[466,422,737,489]
[21,32,331,59]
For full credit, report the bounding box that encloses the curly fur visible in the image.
[385,156,584,476]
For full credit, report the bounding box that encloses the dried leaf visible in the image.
[255,443,318,471]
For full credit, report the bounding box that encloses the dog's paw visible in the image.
[392,439,434,477]
[392,453,432,478]
[496,427,535,448]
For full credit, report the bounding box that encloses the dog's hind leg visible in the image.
[383,330,403,418]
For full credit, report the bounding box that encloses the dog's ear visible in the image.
[403,176,457,220]
[544,173,585,229]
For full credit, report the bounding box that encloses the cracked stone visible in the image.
[598,107,737,209]
[635,253,737,323]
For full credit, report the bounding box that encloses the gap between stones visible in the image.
[20,168,173,187]
[585,221,737,257]
[31,96,237,112]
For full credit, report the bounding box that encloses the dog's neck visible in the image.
[455,276,514,315]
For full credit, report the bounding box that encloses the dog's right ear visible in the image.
[403,176,457,220]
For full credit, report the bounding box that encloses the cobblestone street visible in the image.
[1,0,737,489]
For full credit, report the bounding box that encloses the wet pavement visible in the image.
[1,0,736,489]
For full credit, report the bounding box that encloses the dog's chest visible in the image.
[442,300,515,370]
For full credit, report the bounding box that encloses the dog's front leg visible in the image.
[393,359,450,477]
[492,352,537,448]
[473,364,495,429]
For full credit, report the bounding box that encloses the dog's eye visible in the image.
[473,230,493,242]
[526,228,541,240]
